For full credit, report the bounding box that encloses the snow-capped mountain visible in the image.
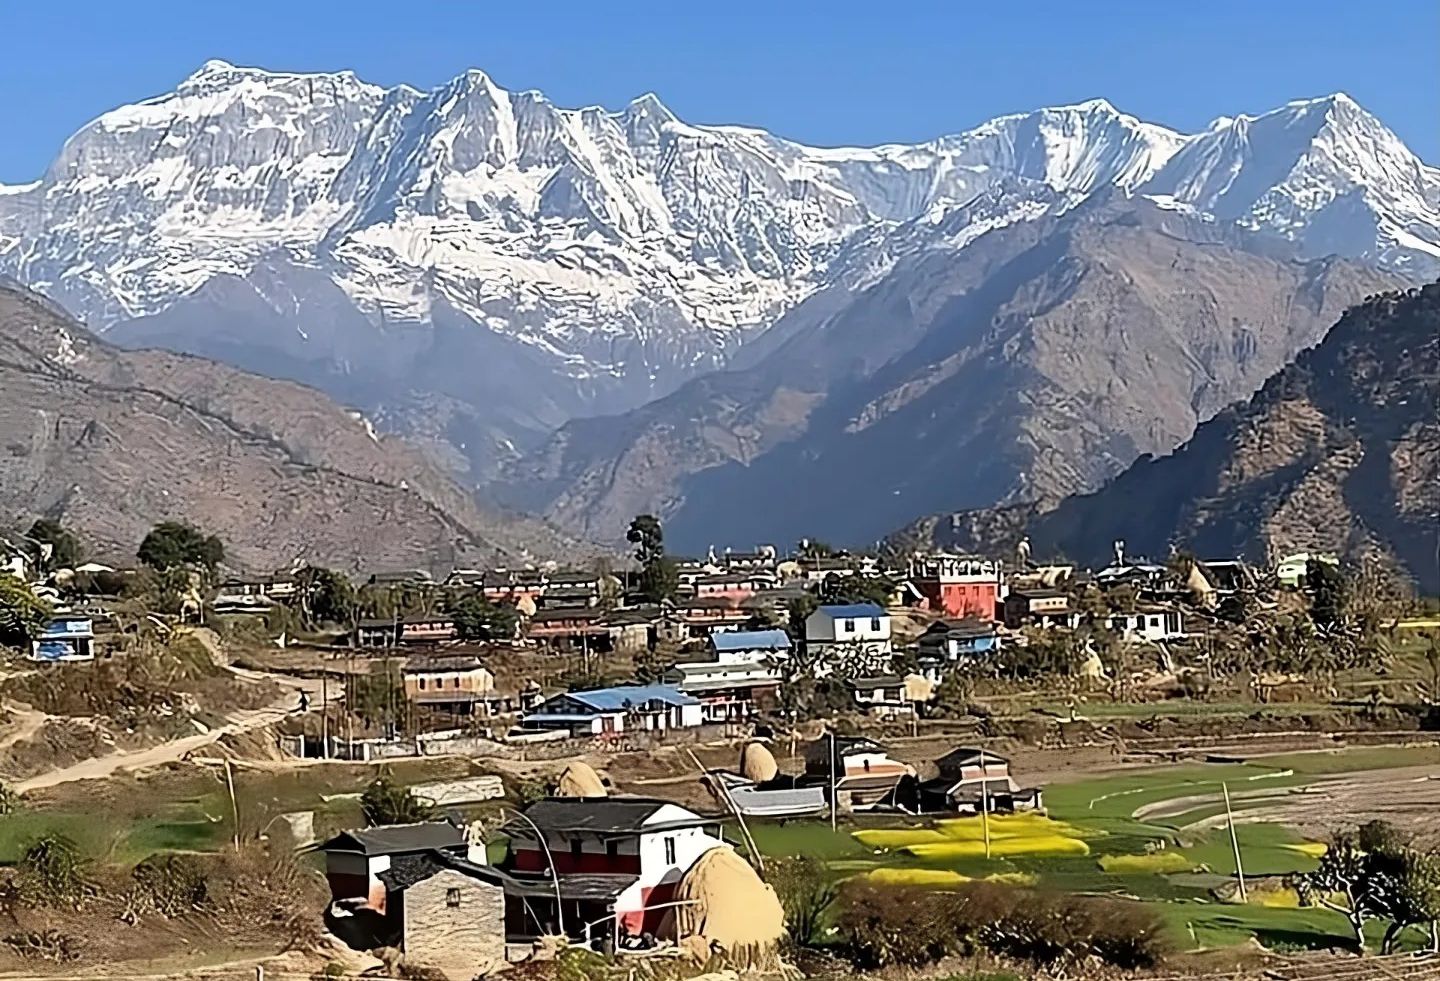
[0,63,1435,479]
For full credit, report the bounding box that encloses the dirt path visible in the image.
[13,666,332,794]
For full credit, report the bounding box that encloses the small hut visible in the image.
[554,761,607,798]
[673,847,786,968]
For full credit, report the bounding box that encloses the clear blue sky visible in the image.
[2,0,1436,182]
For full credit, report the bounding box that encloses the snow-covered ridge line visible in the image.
[0,62,1435,481]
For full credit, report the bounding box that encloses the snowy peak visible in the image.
[0,65,1435,471]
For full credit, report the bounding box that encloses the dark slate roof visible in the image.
[530,607,605,624]
[508,873,639,900]
[403,655,488,673]
[804,735,888,763]
[928,617,998,637]
[1009,588,1067,599]
[319,822,465,857]
[377,850,511,892]
[512,797,712,835]
[935,747,1008,770]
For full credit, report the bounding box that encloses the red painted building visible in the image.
[909,553,1002,620]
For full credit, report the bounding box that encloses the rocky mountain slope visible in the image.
[902,284,1440,592]
[509,196,1404,548]
[1,63,1436,480]
[0,282,574,573]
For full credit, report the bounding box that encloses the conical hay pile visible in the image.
[903,674,935,703]
[739,741,778,783]
[1187,563,1217,608]
[554,761,606,797]
[675,847,786,967]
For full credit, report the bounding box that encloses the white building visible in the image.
[804,603,893,674]
[1099,606,1186,642]
[664,629,789,722]
[520,684,703,737]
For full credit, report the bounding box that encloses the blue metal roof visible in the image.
[710,629,791,652]
[567,684,699,711]
[816,603,886,618]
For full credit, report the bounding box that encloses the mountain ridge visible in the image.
[2,65,1435,482]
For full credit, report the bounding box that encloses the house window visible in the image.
[843,619,855,633]
[571,838,583,860]
[418,678,427,690]
[453,676,461,688]
[446,887,462,908]
[606,840,619,860]
[862,759,871,772]
[870,617,881,631]
[664,837,676,864]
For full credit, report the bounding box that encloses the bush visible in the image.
[19,834,87,905]
[834,879,963,968]
[833,879,1171,971]
[361,772,434,826]
[130,853,211,916]
[765,855,837,945]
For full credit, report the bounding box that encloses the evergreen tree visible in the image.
[627,514,677,602]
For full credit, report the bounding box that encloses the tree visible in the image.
[295,566,356,627]
[0,577,52,649]
[795,539,836,560]
[632,646,670,685]
[786,593,819,642]
[931,671,975,718]
[447,592,519,641]
[819,574,892,607]
[25,519,81,571]
[1302,830,1380,951]
[360,772,434,826]
[137,522,224,574]
[1301,821,1439,954]
[627,514,677,603]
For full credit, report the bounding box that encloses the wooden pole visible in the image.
[320,669,329,759]
[1222,781,1247,902]
[224,758,240,852]
[829,730,838,833]
[980,755,991,860]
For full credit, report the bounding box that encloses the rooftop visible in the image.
[564,684,698,711]
[709,629,791,652]
[319,822,464,857]
[403,655,488,673]
[815,603,887,618]
[511,797,712,835]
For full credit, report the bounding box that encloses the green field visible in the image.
[737,745,1440,953]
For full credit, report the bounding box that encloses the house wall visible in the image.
[511,833,643,876]
[403,668,495,699]
[403,869,505,980]
[805,611,891,643]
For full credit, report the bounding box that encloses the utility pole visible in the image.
[980,746,992,860]
[320,669,329,760]
[828,729,838,834]
[1222,781,1248,902]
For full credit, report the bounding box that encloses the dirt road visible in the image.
[13,668,331,793]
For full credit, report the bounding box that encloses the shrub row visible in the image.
[834,879,1170,970]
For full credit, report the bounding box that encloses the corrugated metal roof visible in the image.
[709,629,791,652]
[816,603,886,618]
[566,684,698,711]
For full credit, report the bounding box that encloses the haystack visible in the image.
[738,741,778,783]
[673,847,786,968]
[1187,563,1218,610]
[903,674,935,703]
[554,761,606,798]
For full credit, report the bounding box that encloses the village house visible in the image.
[481,569,546,608]
[602,607,660,655]
[29,614,95,662]
[917,747,1044,814]
[403,654,497,721]
[672,597,752,638]
[367,569,434,588]
[527,607,610,651]
[916,617,1002,678]
[688,570,777,605]
[501,797,730,945]
[400,615,458,645]
[804,735,913,810]
[539,585,600,610]
[717,545,778,573]
[1001,588,1079,630]
[845,675,921,719]
[216,574,298,601]
[804,603,893,673]
[908,552,1002,619]
[1276,551,1338,588]
[319,821,512,976]
[795,553,881,584]
[1098,605,1186,642]
[442,568,486,588]
[664,629,789,723]
[520,684,703,737]
[354,619,401,648]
